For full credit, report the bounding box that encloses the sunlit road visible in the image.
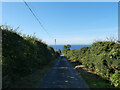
[38,56,89,88]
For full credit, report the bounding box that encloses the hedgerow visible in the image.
[63,41,120,88]
[1,25,60,88]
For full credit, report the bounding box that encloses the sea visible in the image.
[48,45,91,51]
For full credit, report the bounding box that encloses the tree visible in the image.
[66,44,71,50]
[58,49,61,55]
[62,44,71,55]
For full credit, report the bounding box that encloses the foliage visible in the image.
[62,44,71,55]
[58,49,62,55]
[110,70,120,87]
[63,41,120,88]
[2,25,60,88]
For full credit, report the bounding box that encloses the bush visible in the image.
[63,41,120,88]
[110,70,120,87]
[1,25,60,88]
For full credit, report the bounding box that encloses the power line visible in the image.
[23,0,54,39]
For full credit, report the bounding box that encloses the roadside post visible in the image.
[55,39,57,51]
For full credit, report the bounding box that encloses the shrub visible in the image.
[110,70,120,87]
[2,25,60,88]
[63,41,120,88]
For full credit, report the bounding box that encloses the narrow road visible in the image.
[38,56,89,88]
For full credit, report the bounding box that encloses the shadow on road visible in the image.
[38,56,89,88]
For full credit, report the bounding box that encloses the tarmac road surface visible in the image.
[38,56,89,88]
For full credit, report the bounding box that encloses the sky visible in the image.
[2,2,118,45]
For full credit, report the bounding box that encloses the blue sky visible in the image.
[2,2,118,45]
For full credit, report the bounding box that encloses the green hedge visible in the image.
[63,41,120,88]
[2,25,60,88]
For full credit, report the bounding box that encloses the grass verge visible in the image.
[69,60,117,89]
[11,58,58,88]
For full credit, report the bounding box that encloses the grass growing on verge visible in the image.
[70,61,117,89]
[11,58,58,88]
